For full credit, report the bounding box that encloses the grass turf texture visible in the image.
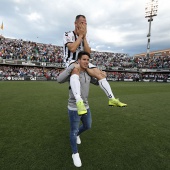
[0,81,170,170]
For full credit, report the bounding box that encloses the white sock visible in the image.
[98,78,115,99]
[70,74,82,102]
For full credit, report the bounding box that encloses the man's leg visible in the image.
[76,108,92,145]
[87,67,127,107]
[98,78,115,99]
[70,63,87,114]
[68,109,81,154]
[70,65,82,102]
[87,67,114,98]
[78,108,92,136]
[70,74,82,102]
[68,109,82,167]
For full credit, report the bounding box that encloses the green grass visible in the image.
[0,81,170,170]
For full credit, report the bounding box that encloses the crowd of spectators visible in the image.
[107,71,170,81]
[0,65,61,78]
[133,55,170,69]
[0,37,63,63]
[0,37,170,70]
[90,51,134,70]
[1,64,169,82]
[90,51,170,70]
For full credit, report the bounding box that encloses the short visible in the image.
[66,60,97,69]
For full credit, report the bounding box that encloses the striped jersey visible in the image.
[63,31,90,63]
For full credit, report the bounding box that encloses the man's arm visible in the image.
[83,37,91,54]
[67,36,83,53]
[67,23,91,53]
[81,23,91,53]
[67,36,91,54]
[57,64,75,83]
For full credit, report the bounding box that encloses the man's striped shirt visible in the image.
[63,31,90,63]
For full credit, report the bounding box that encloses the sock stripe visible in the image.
[100,81,110,97]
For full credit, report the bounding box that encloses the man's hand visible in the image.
[74,62,80,70]
[81,23,87,38]
[100,70,107,77]
[77,23,87,39]
[70,62,80,75]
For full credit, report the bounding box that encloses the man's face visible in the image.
[78,55,89,70]
[75,16,87,29]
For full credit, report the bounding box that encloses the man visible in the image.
[63,15,127,115]
[57,51,99,167]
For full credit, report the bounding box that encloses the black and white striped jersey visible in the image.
[63,31,90,63]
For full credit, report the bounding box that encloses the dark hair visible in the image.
[75,15,86,21]
[77,51,90,59]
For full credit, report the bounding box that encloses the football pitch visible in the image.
[0,81,170,170]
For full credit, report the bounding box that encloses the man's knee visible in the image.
[71,67,80,75]
[85,123,91,130]
[70,62,80,75]
[70,129,79,137]
[87,68,106,80]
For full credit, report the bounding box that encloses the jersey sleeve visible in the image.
[63,31,73,46]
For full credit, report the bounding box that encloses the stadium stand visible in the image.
[0,37,170,82]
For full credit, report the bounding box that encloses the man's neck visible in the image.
[80,68,86,72]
